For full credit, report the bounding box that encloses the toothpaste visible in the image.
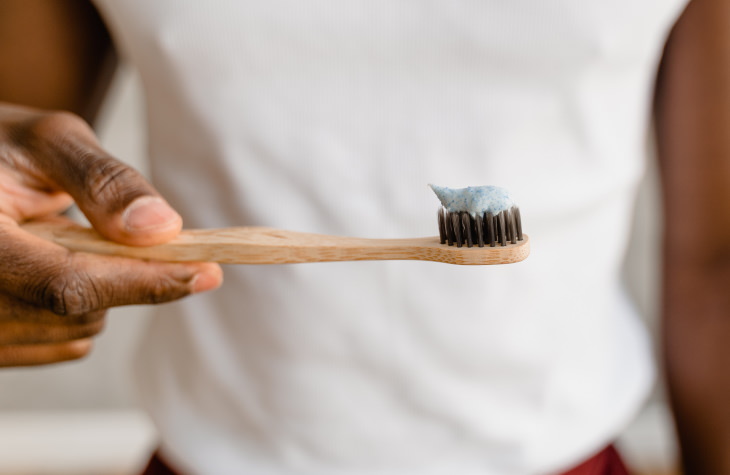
[429,184,515,217]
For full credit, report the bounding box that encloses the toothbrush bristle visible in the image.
[437,206,523,248]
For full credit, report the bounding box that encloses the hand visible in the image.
[0,103,222,367]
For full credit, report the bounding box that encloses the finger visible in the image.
[0,170,74,221]
[12,111,181,245]
[0,318,105,345]
[0,220,223,315]
[0,339,93,367]
[0,291,106,325]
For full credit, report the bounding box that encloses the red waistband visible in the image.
[141,445,629,475]
[559,445,630,475]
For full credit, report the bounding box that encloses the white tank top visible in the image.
[93,1,687,474]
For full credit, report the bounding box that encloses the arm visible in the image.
[654,0,730,472]
[0,1,222,367]
[0,0,117,123]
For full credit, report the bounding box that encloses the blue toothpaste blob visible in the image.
[429,184,515,217]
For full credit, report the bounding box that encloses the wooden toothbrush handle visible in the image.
[21,220,529,265]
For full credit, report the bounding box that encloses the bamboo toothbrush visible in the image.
[21,220,528,266]
[21,185,529,266]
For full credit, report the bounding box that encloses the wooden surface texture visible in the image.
[22,221,530,265]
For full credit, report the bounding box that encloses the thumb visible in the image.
[19,112,182,246]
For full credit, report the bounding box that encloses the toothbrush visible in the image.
[21,219,529,266]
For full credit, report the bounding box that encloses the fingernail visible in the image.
[123,197,180,232]
[191,270,223,293]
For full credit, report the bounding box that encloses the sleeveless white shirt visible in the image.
[92,1,687,474]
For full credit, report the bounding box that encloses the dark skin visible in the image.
[0,0,223,367]
[0,0,727,472]
[656,0,730,472]
[0,0,115,122]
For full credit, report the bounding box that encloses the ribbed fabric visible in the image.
[93,1,688,474]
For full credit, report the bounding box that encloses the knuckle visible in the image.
[70,320,106,340]
[61,312,107,341]
[71,309,107,326]
[24,111,90,142]
[147,274,191,305]
[39,269,100,316]
[82,157,148,211]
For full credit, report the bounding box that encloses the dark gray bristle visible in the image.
[437,206,524,248]
[474,214,484,247]
[496,211,506,246]
[452,213,463,248]
[461,213,473,247]
[486,213,495,247]
[437,209,447,244]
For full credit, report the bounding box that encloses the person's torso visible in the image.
[92,1,687,474]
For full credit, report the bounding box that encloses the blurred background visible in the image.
[0,65,678,475]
